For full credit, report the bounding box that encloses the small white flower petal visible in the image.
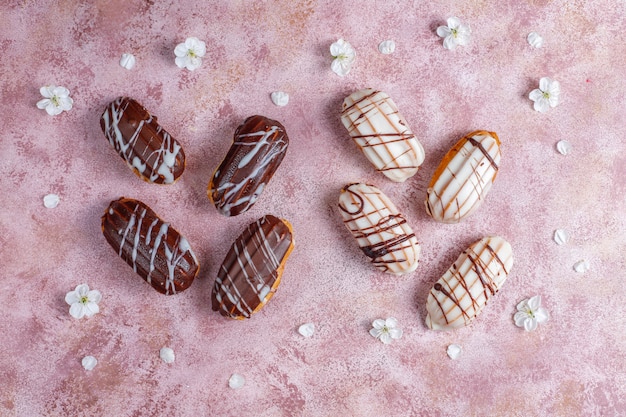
[527,32,544,48]
[539,77,552,93]
[88,290,102,303]
[527,295,542,311]
[369,328,382,339]
[378,332,393,344]
[378,40,396,54]
[528,89,544,102]
[36,98,51,110]
[442,35,459,50]
[43,193,60,208]
[69,303,86,319]
[534,307,549,324]
[298,323,315,338]
[75,284,90,296]
[372,319,386,330]
[82,356,97,371]
[553,229,569,245]
[436,26,451,38]
[271,91,289,107]
[556,140,572,155]
[160,347,175,364]
[385,317,399,328]
[40,86,54,98]
[447,344,462,360]
[387,327,403,340]
[83,302,100,317]
[174,43,189,58]
[120,53,136,70]
[446,17,461,29]
[573,259,590,273]
[533,98,550,113]
[229,373,245,389]
[524,317,538,332]
[331,58,351,76]
[514,311,528,327]
[52,86,70,97]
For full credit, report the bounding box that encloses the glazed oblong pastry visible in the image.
[100,97,185,184]
[425,130,501,223]
[208,115,289,216]
[212,215,294,319]
[338,183,420,274]
[425,236,513,330]
[341,89,425,182]
[101,198,200,295]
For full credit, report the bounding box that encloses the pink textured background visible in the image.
[2,1,626,416]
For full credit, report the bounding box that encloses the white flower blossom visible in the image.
[36,85,73,116]
[514,295,549,331]
[174,37,207,71]
[330,38,356,77]
[529,77,560,113]
[65,284,102,319]
[369,317,403,344]
[436,17,471,50]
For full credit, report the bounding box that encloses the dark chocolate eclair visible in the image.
[100,97,186,184]
[208,115,289,216]
[101,197,199,295]
[212,214,294,319]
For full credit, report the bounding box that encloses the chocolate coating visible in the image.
[101,198,199,295]
[100,97,186,184]
[212,215,294,319]
[208,115,289,216]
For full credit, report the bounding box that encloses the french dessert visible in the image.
[425,130,501,223]
[425,236,513,330]
[208,115,289,216]
[212,215,294,319]
[338,183,420,274]
[340,88,425,182]
[100,97,186,184]
[101,197,199,295]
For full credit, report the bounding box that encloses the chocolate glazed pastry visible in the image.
[102,198,200,295]
[100,97,186,184]
[208,115,289,216]
[212,214,294,319]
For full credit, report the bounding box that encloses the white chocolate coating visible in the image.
[338,183,420,275]
[341,89,425,182]
[425,131,501,223]
[425,236,513,330]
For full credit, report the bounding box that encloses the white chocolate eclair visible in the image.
[425,236,513,330]
[425,130,501,223]
[341,89,425,182]
[338,183,421,275]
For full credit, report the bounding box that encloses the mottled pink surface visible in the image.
[2,1,626,416]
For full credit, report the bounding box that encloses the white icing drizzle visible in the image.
[341,89,425,182]
[212,125,287,216]
[338,183,420,275]
[101,98,183,184]
[425,131,501,223]
[425,236,513,330]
